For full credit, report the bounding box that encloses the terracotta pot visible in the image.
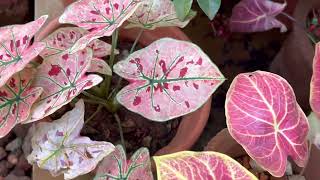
[270,0,320,111]
[206,129,320,180]
[36,17,211,156]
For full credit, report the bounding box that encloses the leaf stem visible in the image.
[85,105,103,124]
[114,113,125,152]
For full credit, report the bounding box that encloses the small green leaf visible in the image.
[173,0,193,21]
[197,0,221,20]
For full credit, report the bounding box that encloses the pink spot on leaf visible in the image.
[62,54,69,61]
[185,101,190,108]
[196,58,203,65]
[114,3,119,10]
[9,78,16,88]
[173,85,180,91]
[154,105,160,112]
[48,65,62,76]
[179,67,188,78]
[193,83,199,89]
[133,96,141,106]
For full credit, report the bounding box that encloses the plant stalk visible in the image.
[85,105,103,124]
[114,113,126,151]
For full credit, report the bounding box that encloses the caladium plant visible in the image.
[95,145,153,180]
[153,151,257,180]
[126,0,195,29]
[0,15,47,87]
[59,0,143,53]
[310,43,320,118]
[225,71,309,177]
[230,0,287,33]
[0,68,42,138]
[27,99,115,180]
[114,38,225,121]
[28,48,103,122]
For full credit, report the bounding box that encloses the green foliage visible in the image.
[197,0,221,20]
[173,0,193,21]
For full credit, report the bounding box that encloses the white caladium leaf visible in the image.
[226,71,309,177]
[154,151,257,180]
[59,0,142,53]
[88,58,112,75]
[28,48,103,123]
[39,27,118,58]
[126,0,195,29]
[230,0,287,33]
[0,69,42,138]
[114,38,225,121]
[27,100,115,180]
[95,145,153,180]
[0,15,47,87]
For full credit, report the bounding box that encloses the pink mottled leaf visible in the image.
[88,58,112,75]
[153,151,257,180]
[114,38,225,121]
[28,48,103,122]
[0,69,42,138]
[126,0,195,29]
[0,15,47,87]
[40,27,118,58]
[59,0,142,53]
[27,100,115,180]
[230,0,287,33]
[95,145,153,180]
[310,43,320,118]
[225,71,309,177]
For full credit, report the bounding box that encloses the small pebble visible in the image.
[7,154,18,166]
[5,138,22,152]
[0,148,7,161]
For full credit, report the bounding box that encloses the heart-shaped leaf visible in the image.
[154,151,257,180]
[88,58,112,75]
[173,0,193,21]
[225,71,309,177]
[0,69,42,138]
[27,99,115,180]
[197,0,221,20]
[95,145,153,180]
[0,15,47,87]
[59,0,142,53]
[28,48,103,122]
[126,0,195,29]
[230,0,287,33]
[310,43,320,118]
[40,27,118,58]
[114,38,225,121]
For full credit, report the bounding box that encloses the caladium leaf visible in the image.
[173,0,193,21]
[230,0,287,33]
[27,100,115,180]
[0,15,47,87]
[197,0,221,20]
[0,69,42,138]
[310,43,320,118]
[114,38,225,121]
[225,71,309,177]
[59,0,142,53]
[153,151,257,180]
[88,58,112,75]
[39,27,118,58]
[126,0,195,29]
[28,48,103,123]
[95,145,153,180]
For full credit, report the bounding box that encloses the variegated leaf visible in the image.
[0,15,47,87]
[310,43,320,118]
[27,99,115,180]
[88,58,112,75]
[154,151,257,180]
[0,69,42,138]
[59,0,142,53]
[39,27,118,58]
[230,0,287,33]
[114,38,225,121]
[95,145,153,180]
[226,71,309,177]
[28,48,103,123]
[126,0,195,29]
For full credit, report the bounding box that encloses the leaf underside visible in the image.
[226,71,309,177]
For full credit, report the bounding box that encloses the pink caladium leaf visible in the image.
[126,0,195,29]
[88,58,112,75]
[0,15,47,87]
[114,38,225,121]
[153,151,257,180]
[95,145,153,180]
[230,0,287,33]
[59,0,142,53]
[28,48,103,123]
[0,69,42,138]
[39,27,118,58]
[225,71,309,177]
[27,100,115,180]
[310,43,320,118]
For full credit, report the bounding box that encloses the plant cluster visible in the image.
[0,0,318,179]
